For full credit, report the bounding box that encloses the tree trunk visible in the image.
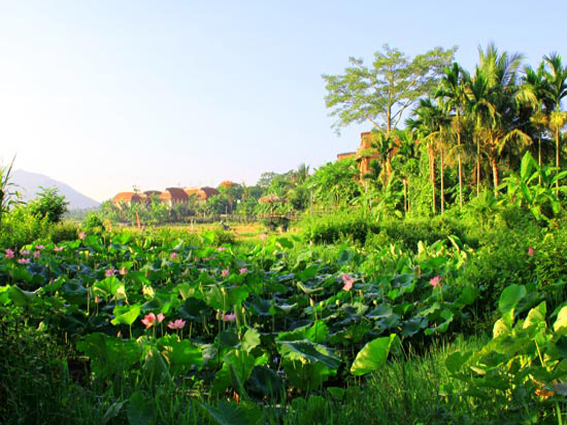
[476,136,481,196]
[538,135,542,186]
[429,149,436,214]
[403,178,407,215]
[491,157,499,196]
[556,128,560,194]
[457,131,463,208]
[440,147,445,214]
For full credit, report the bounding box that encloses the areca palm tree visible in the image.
[407,98,452,213]
[436,62,470,207]
[520,62,550,183]
[542,53,567,192]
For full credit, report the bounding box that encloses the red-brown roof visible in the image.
[113,192,144,202]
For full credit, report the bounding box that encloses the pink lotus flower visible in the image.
[239,267,248,274]
[221,269,230,278]
[429,276,442,288]
[528,247,535,257]
[17,258,30,264]
[342,274,355,291]
[170,252,178,259]
[119,267,127,275]
[141,312,156,329]
[79,232,86,240]
[35,245,44,250]
[217,247,226,252]
[33,251,40,258]
[20,250,30,256]
[259,234,268,240]
[105,268,116,277]
[167,319,186,329]
[5,249,14,259]
[222,312,236,322]
[157,312,165,323]
[54,246,64,252]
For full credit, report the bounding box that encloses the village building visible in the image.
[159,187,189,208]
[112,191,146,207]
[337,132,382,180]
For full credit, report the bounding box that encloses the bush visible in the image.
[50,222,80,244]
[28,187,69,223]
[0,207,50,249]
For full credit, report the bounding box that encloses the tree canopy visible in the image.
[322,44,457,134]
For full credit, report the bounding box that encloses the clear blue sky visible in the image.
[1,0,565,201]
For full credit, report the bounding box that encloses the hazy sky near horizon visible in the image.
[1,0,566,202]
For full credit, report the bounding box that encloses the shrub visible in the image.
[27,187,69,223]
[0,207,50,249]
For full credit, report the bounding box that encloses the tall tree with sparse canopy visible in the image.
[322,44,457,135]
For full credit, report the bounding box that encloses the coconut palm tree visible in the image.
[470,43,531,195]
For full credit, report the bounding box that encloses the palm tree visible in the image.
[436,62,470,208]
[520,62,550,184]
[407,98,451,213]
[470,43,531,195]
[543,53,567,192]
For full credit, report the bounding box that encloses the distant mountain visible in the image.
[11,170,100,210]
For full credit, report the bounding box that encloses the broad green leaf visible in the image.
[445,351,472,375]
[498,284,526,316]
[247,366,284,398]
[554,306,567,335]
[278,340,340,369]
[351,334,397,376]
[241,328,261,353]
[111,305,141,326]
[523,302,547,330]
[9,285,36,307]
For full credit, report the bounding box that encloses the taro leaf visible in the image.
[277,321,329,344]
[445,351,472,375]
[401,315,428,338]
[177,283,195,300]
[162,338,204,373]
[523,302,547,330]
[493,317,512,338]
[247,366,284,398]
[202,400,263,425]
[296,281,323,295]
[350,334,397,376]
[554,306,567,335]
[127,391,155,425]
[93,277,126,300]
[498,284,526,316]
[111,305,141,326]
[230,364,249,401]
[241,328,261,353]
[9,285,36,307]
[112,233,131,245]
[101,401,124,425]
[277,340,340,369]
